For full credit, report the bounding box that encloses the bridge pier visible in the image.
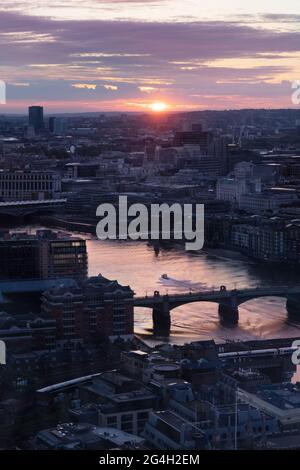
[152,297,171,336]
[218,296,239,325]
[134,286,300,334]
[286,295,300,319]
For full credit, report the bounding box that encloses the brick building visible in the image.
[41,275,134,346]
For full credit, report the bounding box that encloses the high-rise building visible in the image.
[54,117,67,136]
[0,230,88,280]
[49,117,67,135]
[174,126,213,153]
[48,116,55,134]
[28,106,44,133]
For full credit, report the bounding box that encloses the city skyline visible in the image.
[0,1,299,112]
[1,2,300,456]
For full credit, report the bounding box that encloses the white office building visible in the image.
[0,170,61,201]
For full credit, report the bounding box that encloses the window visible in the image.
[107,416,117,426]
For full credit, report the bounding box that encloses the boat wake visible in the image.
[159,275,208,291]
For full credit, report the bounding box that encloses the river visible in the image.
[86,238,300,346]
[9,225,300,346]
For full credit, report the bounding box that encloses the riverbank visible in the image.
[5,220,300,346]
[34,215,299,269]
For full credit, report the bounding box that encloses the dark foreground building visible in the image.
[41,275,134,345]
[0,230,87,280]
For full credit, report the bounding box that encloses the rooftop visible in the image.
[35,423,145,449]
[256,383,300,410]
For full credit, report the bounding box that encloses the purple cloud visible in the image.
[0,10,299,111]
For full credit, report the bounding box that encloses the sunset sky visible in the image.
[0,0,300,113]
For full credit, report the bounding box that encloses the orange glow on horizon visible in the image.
[149,101,170,112]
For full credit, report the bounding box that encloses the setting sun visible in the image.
[149,101,169,112]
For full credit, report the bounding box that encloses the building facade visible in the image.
[28,106,44,134]
[41,275,134,344]
[0,170,61,201]
[0,230,87,280]
[231,221,300,263]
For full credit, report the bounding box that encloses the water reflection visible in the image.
[8,225,300,345]
[86,239,300,345]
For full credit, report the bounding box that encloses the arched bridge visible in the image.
[134,286,300,332]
